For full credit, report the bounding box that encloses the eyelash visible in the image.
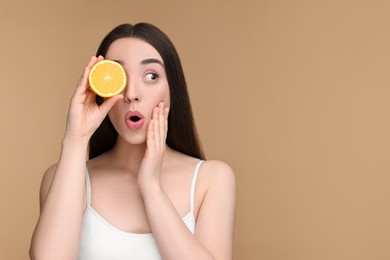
[144,72,159,81]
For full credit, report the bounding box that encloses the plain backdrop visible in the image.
[1,0,390,259]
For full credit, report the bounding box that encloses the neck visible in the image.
[107,136,175,173]
[108,136,147,172]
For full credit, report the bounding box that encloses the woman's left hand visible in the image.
[137,102,169,192]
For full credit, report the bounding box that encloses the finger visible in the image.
[157,102,169,143]
[98,94,123,116]
[147,118,155,150]
[153,107,160,149]
[97,55,104,63]
[147,107,158,147]
[164,106,169,139]
[158,103,166,145]
[74,66,91,97]
[164,105,169,119]
[86,56,98,69]
[74,56,98,93]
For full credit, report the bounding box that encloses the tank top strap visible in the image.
[85,167,91,206]
[190,160,204,213]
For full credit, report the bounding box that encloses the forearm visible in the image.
[30,138,88,259]
[141,185,215,260]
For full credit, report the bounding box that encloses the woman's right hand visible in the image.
[64,56,123,143]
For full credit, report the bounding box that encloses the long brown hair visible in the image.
[89,23,205,160]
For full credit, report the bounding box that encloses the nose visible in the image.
[124,80,141,103]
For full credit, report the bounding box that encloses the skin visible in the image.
[30,38,236,260]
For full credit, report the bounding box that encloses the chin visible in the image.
[127,139,147,146]
[122,133,147,146]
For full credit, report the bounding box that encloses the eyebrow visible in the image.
[111,58,164,67]
[112,59,124,65]
[140,58,164,67]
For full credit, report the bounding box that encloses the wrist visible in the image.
[62,132,90,146]
[62,135,89,150]
[138,180,163,199]
[59,137,89,164]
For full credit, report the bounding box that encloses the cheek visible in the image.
[161,85,171,107]
[150,84,170,107]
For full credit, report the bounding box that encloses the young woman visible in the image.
[30,23,235,260]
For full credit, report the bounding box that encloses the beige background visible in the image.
[1,0,390,259]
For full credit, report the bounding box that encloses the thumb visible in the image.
[98,94,123,115]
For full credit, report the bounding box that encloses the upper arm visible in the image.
[39,164,58,212]
[195,160,236,260]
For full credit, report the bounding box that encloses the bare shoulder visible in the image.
[195,160,236,209]
[167,149,235,182]
[200,160,236,189]
[194,159,236,258]
[39,163,58,210]
[166,150,235,192]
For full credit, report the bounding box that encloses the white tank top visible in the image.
[78,160,204,260]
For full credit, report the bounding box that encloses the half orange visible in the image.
[88,60,127,97]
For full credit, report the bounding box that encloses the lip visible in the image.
[125,110,145,129]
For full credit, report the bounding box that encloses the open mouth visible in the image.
[125,110,145,129]
[130,116,141,122]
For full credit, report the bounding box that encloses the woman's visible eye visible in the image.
[144,72,159,82]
